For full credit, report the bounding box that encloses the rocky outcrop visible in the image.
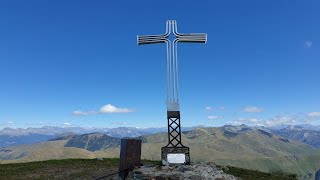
[115,162,237,180]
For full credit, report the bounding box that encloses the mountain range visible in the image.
[272,127,320,148]
[1,124,320,179]
[1,124,320,149]
[0,126,169,147]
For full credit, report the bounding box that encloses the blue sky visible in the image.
[0,0,320,128]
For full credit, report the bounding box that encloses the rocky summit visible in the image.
[115,162,236,180]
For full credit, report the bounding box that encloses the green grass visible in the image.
[0,158,300,180]
[0,158,120,180]
[0,158,161,180]
[221,165,298,180]
[2,128,320,178]
[0,158,118,171]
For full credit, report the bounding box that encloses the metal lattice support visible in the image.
[166,111,183,147]
[161,110,190,164]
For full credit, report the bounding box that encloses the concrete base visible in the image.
[161,146,190,165]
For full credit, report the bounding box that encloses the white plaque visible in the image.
[167,153,186,164]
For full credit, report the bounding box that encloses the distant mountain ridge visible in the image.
[270,124,320,131]
[2,124,320,179]
[272,125,320,148]
[0,134,55,149]
[0,126,169,147]
[0,126,109,136]
[0,126,107,148]
[2,124,320,149]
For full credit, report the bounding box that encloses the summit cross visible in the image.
[137,20,207,165]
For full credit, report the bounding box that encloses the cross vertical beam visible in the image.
[137,20,207,165]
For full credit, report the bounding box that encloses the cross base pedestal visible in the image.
[161,146,190,165]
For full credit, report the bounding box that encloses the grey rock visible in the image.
[177,166,184,172]
[189,175,203,180]
[201,170,210,178]
[162,159,169,166]
[127,162,236,180]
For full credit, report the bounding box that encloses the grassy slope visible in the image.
[0,158,120,180]
[141,127,320,179]
[1,127,320,179]
[0,158,297,180]
[0,140,119,164]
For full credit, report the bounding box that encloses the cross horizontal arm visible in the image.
[137,35,169,45]
[176,33,207,43]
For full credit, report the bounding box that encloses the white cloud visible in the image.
[264,116,296,127]
[0,121,14,126]
[228,116,296,127]
[308,112,320,118]
[205,106,213,111]
[24,121,55,127]
[63,122,71,126]
[205,106,225,111]
[228,118,265,126]
[305,40,313,48]
[244,106,264,113]
[208,116,222,120]
[100,104,133,114]
[72,110,91,116]
[112,121,128,125]
[73,104,134,116]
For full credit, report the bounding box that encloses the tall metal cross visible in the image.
[137,20,207,165]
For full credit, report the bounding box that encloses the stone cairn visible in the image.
[115,139,236,179]
[113,162,237,180]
